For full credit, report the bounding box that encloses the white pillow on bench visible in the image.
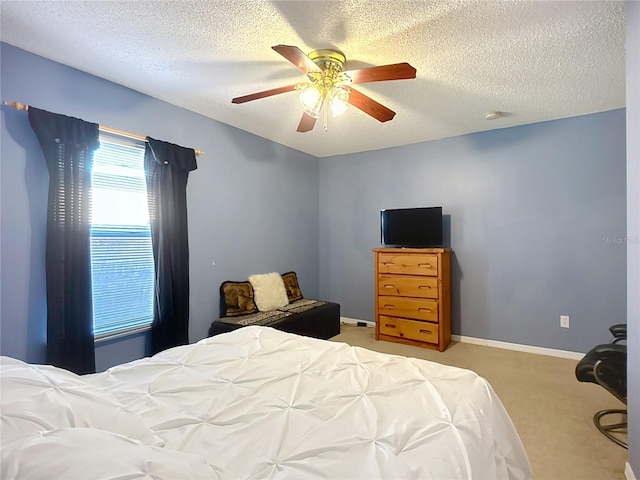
[248,272,289,311]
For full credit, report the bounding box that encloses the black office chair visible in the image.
[575,325,627,449]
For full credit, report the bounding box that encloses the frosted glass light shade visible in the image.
[299,87,323,118]
[329,87,349,117]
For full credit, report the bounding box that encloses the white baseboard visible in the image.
[451,334,585,360]
[626,462,637,480]
[340,317,584,360]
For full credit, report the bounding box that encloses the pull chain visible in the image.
[323,95,329,132]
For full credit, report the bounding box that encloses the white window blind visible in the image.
[90,135,155,340]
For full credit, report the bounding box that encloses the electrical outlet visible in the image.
[560,315,570,328]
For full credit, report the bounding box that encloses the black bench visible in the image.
[208,273,340,340]
[208,299,340,340]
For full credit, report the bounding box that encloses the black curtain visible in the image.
[144,137,197,354]
[28,107,100,374]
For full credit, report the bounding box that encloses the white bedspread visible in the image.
[1,326,532,479]
[85,326,532,479]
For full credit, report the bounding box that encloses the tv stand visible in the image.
[373,247,451,352]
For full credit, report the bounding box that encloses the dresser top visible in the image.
[373,247,451,253]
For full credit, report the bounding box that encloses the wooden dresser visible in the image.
[373,248,451,352]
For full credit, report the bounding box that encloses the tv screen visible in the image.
[380,207,443,247]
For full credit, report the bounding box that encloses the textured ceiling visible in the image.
[0,1,626,158]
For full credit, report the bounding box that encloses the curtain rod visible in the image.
[2,101,204,156]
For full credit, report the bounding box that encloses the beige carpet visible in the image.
[331,324,627,480]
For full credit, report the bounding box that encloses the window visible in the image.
[90,134,155,340]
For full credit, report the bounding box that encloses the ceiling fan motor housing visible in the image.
[307,49,346,72]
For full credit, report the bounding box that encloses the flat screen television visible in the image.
[380,207,443,247]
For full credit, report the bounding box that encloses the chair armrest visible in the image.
[592,343,627,403]
[593,343,626,363]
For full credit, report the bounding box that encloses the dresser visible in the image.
[373,248,451,352]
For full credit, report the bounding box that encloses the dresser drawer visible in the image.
[378,253,438,276]
[377,296,438,321]
[378,316,439,344]
[378,275,438,299]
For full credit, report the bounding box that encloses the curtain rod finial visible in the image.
[2,101,29,111]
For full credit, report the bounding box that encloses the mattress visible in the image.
[1,326,532,479]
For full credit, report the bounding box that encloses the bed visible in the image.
[1,326,532,479]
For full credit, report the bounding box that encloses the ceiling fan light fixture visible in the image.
[233,45,416,133]
[329,87,349,117]
[299,85,323,118]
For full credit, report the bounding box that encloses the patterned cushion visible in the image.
[277,298,324,314]
[281,271,303,303]
[218,310,291,327]
[220,281,258,317]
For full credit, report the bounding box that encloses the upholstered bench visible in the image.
[208,272,340,340]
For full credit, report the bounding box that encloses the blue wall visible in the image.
[319,110,627,354]
[0,43,320,371]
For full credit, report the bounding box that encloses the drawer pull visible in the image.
[383,304,396,309]
[383,284,396,289]
[418,285,432,290]
[418,307,432,312]
[419,329,432,335]
[418,263,432,268]
[384,323,396,329]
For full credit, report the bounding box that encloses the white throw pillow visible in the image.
[248,272,289,311]
[0,356,163,447]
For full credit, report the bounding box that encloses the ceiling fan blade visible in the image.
[272,45,321,74]
[342,63,416,85]
[297,113,317,133]
[231,84,299,104]
[347,88,396,123]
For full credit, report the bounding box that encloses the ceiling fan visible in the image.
[231,45,417,133]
